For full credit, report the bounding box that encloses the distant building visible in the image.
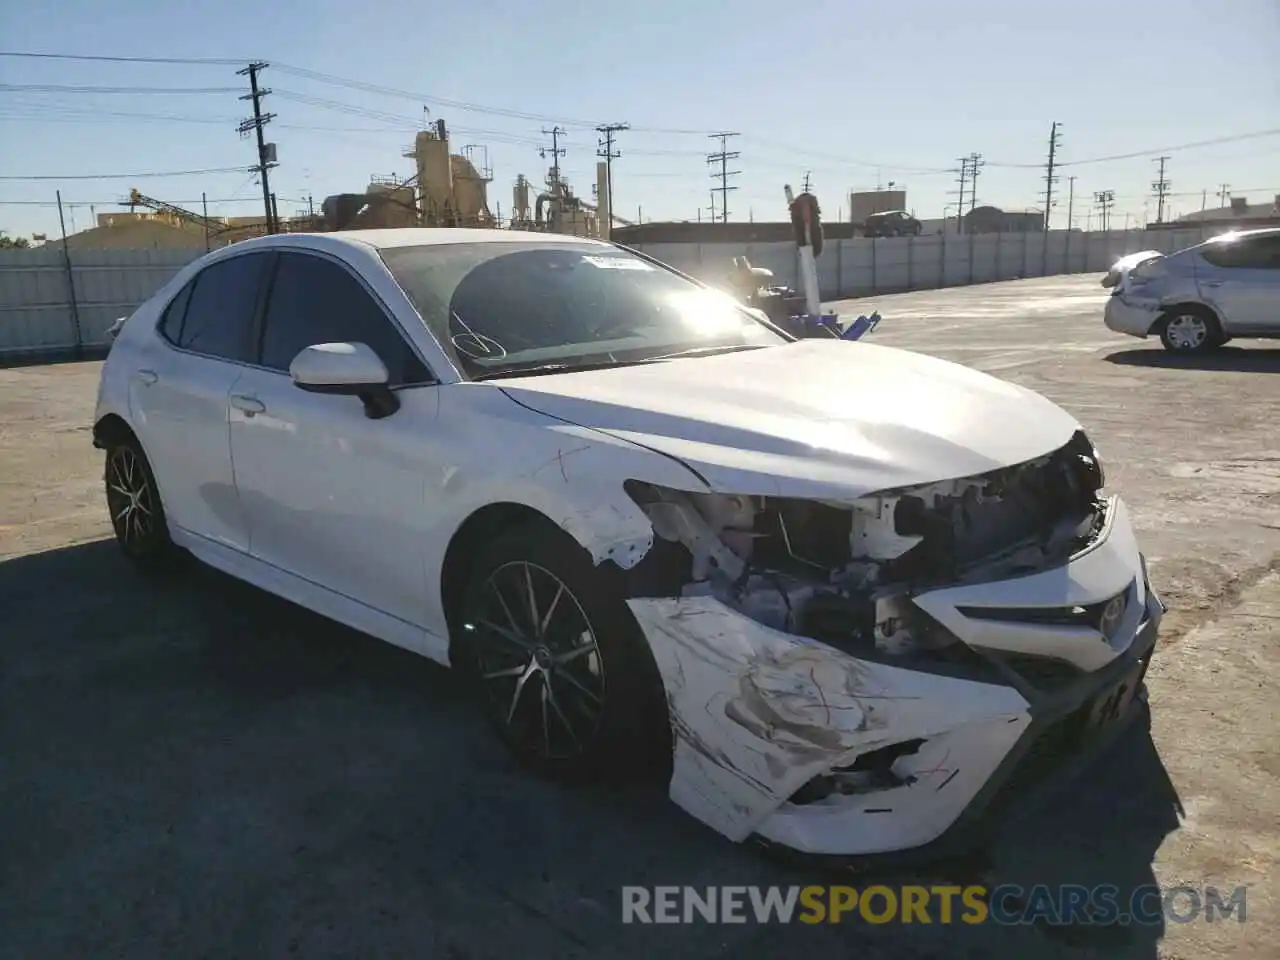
[1175,195,1280,224]
[849,189,907,225]
[964,206,1044,234]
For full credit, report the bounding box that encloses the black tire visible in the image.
[455,522,671,783]
[1156,306,1223,354]
[103,435,175,570]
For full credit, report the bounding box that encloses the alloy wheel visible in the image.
[466,561,606,760]
[1166,314,1208,350]
[106,446,154,544]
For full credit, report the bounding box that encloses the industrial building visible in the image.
[58,118,622,249]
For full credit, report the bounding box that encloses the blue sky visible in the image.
[2,0,1277,240]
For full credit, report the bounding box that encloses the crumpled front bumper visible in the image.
[627,497,1162,858]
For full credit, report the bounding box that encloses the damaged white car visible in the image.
[94,228,1163,859]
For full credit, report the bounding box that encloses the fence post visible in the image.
[940,229,947,288]
[870,237,878,293]
[836,238,844,297]
[1021,230,1029,278]
[55,189,84,359]
[1064,228,1071,274]
[967,230,975,285]
[906,235,914,291]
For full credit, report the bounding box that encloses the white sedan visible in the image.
[94,228,1163,859]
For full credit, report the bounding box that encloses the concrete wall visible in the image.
[0,225,1222,358]
[631,224,1218,299]
[0,246,201,356]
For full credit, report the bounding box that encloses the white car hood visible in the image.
[498,340,1081,500]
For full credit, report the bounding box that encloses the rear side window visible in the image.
[1199,235,1280,270]
[257,252,430,384]
[157,279,195,344]
[174,253,271,362]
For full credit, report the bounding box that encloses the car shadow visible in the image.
[0,538,1185,959]
[1104,345,1280,372]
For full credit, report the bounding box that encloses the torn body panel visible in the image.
[628,595,1030,849]
[615,429,1160,856]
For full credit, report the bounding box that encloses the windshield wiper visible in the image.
[472,360,640,381]
[472,344,768,381]
[643,343,769,362]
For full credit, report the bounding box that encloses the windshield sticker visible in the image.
[581,255,654,271]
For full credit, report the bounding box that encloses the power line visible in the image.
[0,166,248,181]
[1152,156,1172,224]
[706,133,740,224]
[0,51,246,65]
[236,62,278,234]
[0,83,241,94]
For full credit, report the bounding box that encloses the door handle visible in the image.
[1201,280,1224,288]
[134,369,158,386]
[230,394,266,417]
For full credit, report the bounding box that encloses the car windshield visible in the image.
[378,241,787,380]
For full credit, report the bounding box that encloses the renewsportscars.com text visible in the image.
[621,884,1248,926]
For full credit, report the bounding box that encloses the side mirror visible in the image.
[289,342,400,419]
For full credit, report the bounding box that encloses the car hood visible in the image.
[497,340,1082,500]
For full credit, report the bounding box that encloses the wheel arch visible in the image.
[440,502,566,659]
[1147,300,1223,336]
[92,412,138,451]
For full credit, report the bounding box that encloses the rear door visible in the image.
[1195,234,1280,334]
[129,252,272,552]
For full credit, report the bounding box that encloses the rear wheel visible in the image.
[103,436,174,570]
[1157,307,1223,354]
[455,523,670,782]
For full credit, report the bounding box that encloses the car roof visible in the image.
[225,227,612,254]
[1208,226,1280,241]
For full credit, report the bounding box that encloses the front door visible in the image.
[1196,233,1280,334]
[228,250,441,626]
[129,252,272,552]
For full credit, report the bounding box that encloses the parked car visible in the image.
[863,210,923,238]
[94,228,1162,859]
[1104,228,1280,353]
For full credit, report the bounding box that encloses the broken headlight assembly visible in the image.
[622,430,1107,660]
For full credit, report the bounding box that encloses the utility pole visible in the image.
[1041,122,1062,231]
[237,62,277,234]
[595,122,628,224]
[966,153,985,216]
[952,156,971,232]
[1066,176,1076,230]
[1218,183,1231,207]
[539,126,566,196]
[706,132,740,223]
[1152,156,1171,224]
[1094,190,1115,233]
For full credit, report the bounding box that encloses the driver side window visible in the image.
[257,252,431,384]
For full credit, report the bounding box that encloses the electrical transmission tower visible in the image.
[706,133,740,224]
[595,122,628,224]
[237,62,277,234]
[1152,156,1172,224]
[1041,121,1062,231]
[1094,190,1115,233]
[540,126,566,194]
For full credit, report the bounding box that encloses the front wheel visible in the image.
[455,524,671,782]
[1157,308,1223,354]
[103,436,174,570]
